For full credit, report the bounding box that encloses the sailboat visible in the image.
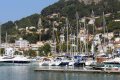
[92,12,120,70]
[84,10,97,66]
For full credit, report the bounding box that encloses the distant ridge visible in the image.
[78,0,101,4]
[64,0,101,4]
[64,0,120,4]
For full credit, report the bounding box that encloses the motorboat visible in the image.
[85,59,96,66]
[0,55,31,64]
[58,56,75,66]
[0,48,32,64]
[49,57,62,66]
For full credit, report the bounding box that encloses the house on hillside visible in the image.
[15,38,30,51]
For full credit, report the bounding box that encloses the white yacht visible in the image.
[85,59,96,66]
[0,48,31,64]
[57,56,75,66]
[49,57,62,66]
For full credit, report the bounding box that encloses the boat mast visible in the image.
[101,12,109,54]
[86,24,89,55]
[5,32,8,48]
[83,17,87,54]
[79,23,82,54]
[103,12,106,45]
[66,18,69,54]
[60,28,65,55]
[52,22,56,54]
[91,10,95,56]
[38,17,42,41]
[0,24,1,55]
[92,10,95,35]
[76,12,79,54]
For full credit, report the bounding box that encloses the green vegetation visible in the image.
[41,0,120,18]
[1,0,120,44]
[38,43,51,56]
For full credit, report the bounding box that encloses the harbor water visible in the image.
[0,64,120,80]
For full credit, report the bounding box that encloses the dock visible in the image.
[34,68,120,74]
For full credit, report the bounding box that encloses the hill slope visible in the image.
[1,0,120,43]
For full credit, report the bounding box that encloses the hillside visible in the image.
[1,0,120,43]
[41,0,120,18]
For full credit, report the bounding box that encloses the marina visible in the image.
[0,0,120,80]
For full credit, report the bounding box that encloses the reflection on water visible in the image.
[0,65,120,80]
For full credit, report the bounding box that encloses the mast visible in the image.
[103,12,109,54]
[76,12,79,54]
[86,24,89,55]
[103,12,106,45]
[99,12,107,54]
[0,25,1,55]
[52,22,56,54]
[66,18,69,54]
[38,17,42,41]
[4,32,8,56]
[91,10,95,35]
[83,17,87,54]
[5,32,8,48]
[60,28,65,55]
[79,23,82,54]
[91,10,95,56]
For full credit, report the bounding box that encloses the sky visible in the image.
[0,0,59,23]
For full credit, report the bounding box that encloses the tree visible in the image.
[38,43,51,56]
[108,21,120,32]
[0,48,4,55]
[27,49,37,57]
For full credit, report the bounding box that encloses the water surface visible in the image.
[0,65,120,80]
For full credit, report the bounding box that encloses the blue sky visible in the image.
[0,0,59,23]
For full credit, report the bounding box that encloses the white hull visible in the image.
[0,55,31,63]
[85,60,96,66]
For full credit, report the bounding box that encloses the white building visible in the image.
[15,38,30,50]
[30,41,44,50]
